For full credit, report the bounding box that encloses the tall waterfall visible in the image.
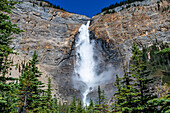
[74,21,120,106]
[74,21,96,106]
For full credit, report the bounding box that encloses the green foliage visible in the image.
[76,99,83,113]
[145,41,170,85]
[0,0,22,112]
[0,0,22,77]
[70,96,77,112]
[130,43,156,112]
[155,48,170,54]
[94,85,108,113]
[147,94,170,113]
[113,42,166,112]
[114,72,140,112]
[30,0,65,11]
[87,99,94,113]
[18,51,45,112]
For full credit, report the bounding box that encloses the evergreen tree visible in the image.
[147,94,170,112]
[130,43,156,112]
[147,41,169,74]
[0,0,22,112]
[94,85,108,113]
[70,96,77,113]
[97,85,102,105]
[113,74,122,112]
[58,101,62,113]
[114,43,158,112]
[76,99,83,113]
[38,77,55,112]
[18,51,45,112]
[45,77,53,111]
[114,72,139,113]
[87,99,94,113]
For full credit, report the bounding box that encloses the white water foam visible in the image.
[74,21,116,106]
[74,21,96,106]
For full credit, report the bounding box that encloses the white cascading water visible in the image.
[74,21,96,106]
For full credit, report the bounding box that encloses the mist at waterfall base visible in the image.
[72,21,122,106]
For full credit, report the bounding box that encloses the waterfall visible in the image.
[74,21,116,106]
[74,21,96,106]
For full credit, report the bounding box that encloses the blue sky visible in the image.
[46,0,122,18]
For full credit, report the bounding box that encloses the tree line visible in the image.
[28,0,65,11]
[99,0,144,15]
[101,0,144,12]
[0,0,169,112]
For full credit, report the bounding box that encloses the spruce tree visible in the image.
[44,77,53,111]
[18,51,45,112]
[38,77,54,112]
[113,74,122,112]
[97,85,102,105]
[0,0,22,112]
[114,43,158,112]
[130,43,156,112]
[76,99,83,113]
[114,72,139,113]
[147,94,170,112]
[52,95,58,113]
[70,96,77,113]
[94,85,108,113]
[87,99,94,113]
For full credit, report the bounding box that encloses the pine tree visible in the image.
[130,43,156,112]
[94,85,108,113]
[113,43,158,112]
[114,72,139,113]
[147,41,169,73]
[52,95,58,113]
[97,85,102,105]
[87,99,94,113]
[58,101,62,113]
[0,0,22,112]
[18,51,45,112]
[76,99,83,113]
[146,45,170,112]
[147,94,170,112]
[70,96,77,113]
[113,74,122,112]
[44,77,53,111]
[38,77,54,112]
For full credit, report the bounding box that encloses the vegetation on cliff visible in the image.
[30,0,65,11]
[99,0,144,14]
[114,42,170,112]
[0,0,169,113]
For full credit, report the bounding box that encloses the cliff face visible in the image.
[87,0,169,101]
[90,0,169,59]
[10,0,169,102]
[10,1,90,102]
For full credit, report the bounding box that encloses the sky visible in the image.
[46,0,122,18]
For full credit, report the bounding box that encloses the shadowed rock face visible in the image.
[10,0,169,103]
